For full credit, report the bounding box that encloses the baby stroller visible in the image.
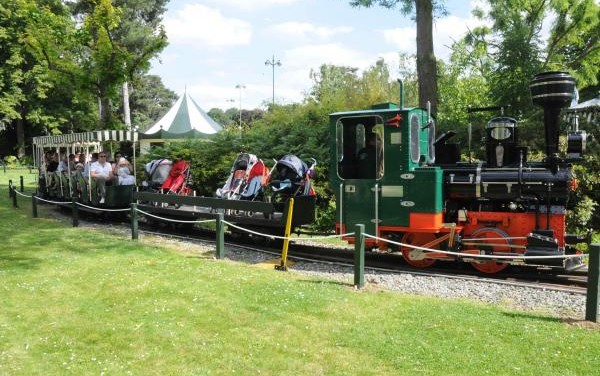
[268,155,316,203]
[161,159,192,196]
[216,153,267,201]
[142,159,172,192]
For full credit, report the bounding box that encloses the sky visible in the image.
[149,0,487,112]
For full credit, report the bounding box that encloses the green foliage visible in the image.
[2,155,19,167]
[129,75,177,131]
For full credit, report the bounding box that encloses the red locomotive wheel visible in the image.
[469,228,511,274]
[401,232,437,268]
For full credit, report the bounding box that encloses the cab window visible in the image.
[336,116,383,179]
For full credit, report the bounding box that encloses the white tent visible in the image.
[140,91,222,153]
[566,95,600,125]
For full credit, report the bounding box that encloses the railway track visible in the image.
[137,221,589,295]
[46,203,588,295]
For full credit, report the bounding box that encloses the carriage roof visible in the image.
[32,130,138,147]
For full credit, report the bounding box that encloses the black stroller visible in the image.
[267,155,316,209]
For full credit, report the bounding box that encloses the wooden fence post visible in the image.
[354,224,365,288]
[216,213,224,259]
[71,199,79,227]
[131,203,138,240]
[585,244,600,322]
[32,194,38,218]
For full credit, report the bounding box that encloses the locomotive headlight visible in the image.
[490,126,512,140]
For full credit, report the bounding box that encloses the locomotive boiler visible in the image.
[329,71,588,273]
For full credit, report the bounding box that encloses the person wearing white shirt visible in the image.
[90,152,114,203]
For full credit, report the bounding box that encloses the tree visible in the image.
[68,0,168,128]
[459,0,599,150]
[128,74,177,131]
[350,0,444,114]
[0,0,97,157]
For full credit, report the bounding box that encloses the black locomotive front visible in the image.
[437,71,583,214]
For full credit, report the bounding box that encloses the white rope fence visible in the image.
[76,202,130,212]
[363,233,586,260]
[222,219,354,241]
[29,195,70,206]
[136,208,216,224]
[12,189,131,212]
[8,186,587,262]
[12,189,33,199]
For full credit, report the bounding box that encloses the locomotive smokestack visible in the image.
[529,71,576,157]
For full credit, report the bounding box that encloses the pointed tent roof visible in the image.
[141,92,222,139]
[566,95,600,124]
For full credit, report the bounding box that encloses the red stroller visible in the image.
[161,159,192,196]
[217,153,267,200]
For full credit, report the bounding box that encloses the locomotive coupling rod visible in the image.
[275,198,295,271]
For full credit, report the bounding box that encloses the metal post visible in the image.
[264,54,281,106]
[586,244,600,322]
[276,198,295,271]
[354,224,365,288]
[131,203,138,240]
[8,179,12,198]
[216,213,224,259]
[20,176,24,192]
[32,194,38,218]
[71,199,79,227]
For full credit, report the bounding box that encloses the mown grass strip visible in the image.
[1,169,599,375]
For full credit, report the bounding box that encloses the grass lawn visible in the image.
[1,169,599,375]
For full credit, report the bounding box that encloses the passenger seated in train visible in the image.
[58,154,76,173]
[356,132,382,179]
[114,157,135,186]
[45,152,59,173]
[84,153,98,177]
[90,152,114,203]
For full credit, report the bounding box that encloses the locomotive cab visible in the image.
[330,103,443,247]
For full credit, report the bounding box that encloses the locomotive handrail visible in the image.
[364,233,586,260]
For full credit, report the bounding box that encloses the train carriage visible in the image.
[33,130,137,208]
[31,130,316,235]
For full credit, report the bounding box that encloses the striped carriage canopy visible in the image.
[32,130,138,147]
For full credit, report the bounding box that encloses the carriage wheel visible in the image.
[401,232,437,268]
[469,228,510,274]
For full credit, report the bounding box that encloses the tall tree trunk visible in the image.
[415,0,438,114]
[100,96,111,129]
[16,116,25,158]
[122,82,131,130]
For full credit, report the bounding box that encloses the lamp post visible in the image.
[235,84,245,127]
[264,54,281,106]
